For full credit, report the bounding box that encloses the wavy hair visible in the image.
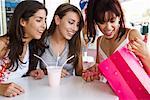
[6,0,48,71]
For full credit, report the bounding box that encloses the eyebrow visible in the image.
[69,18,75,21]
[110,17,116,20]
[104,16,117,22]
[69,18,79,23]
[34,16,46,19]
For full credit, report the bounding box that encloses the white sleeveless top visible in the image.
[98,36,129,62]
[98,30,131,62]
[0,45,29,82]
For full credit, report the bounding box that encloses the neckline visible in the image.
[48,36,68,59]
[99,35,128,58]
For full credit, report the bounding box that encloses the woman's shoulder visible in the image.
[125,28,142,41]
[0,36,9,48]
[125,28,139,33]
[0,36,9,58]
[0,35,9,41]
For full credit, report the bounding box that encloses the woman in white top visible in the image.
[0,1,47,97]
[82,0,150,81]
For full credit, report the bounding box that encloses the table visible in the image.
[0,76,118,100]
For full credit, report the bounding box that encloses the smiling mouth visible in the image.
[105,32,112,36]
[106,34,112,36]
[38,31,44,34]
[68,32,74,36]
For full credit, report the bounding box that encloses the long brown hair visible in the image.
[6,1,48,71]
[48,3,84,67]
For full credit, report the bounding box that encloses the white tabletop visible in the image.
[0,76,118,100]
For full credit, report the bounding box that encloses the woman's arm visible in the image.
[0,37,9,59]
[0,82,24,97]
[96,36,101,64]
[128,29,150,75]
[140,52,150,75]
[82,37,101,81]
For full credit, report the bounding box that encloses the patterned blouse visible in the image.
[0,45,29,82]
[0,56,10,82]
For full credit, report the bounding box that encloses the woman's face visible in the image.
[56,11,80,40]
[97,12,120,39]
[21,9,47,42]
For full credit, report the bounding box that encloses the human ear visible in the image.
[54,15,61,25]
[20,18,27,27]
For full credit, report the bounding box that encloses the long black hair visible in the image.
[87,0,126,42]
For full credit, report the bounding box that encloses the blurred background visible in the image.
[0,0,150,36]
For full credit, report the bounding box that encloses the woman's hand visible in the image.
[0,82,24,97]
[61,68,70,78]
[30,69,45,79]
[128,37,150,75]
[82,65,100,82]
[128,37,149,59]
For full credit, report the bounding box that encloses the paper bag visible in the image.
[98,45,150,100]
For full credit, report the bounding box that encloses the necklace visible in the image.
[48,36,67,58]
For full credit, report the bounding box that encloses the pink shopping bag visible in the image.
[98,45,150,100]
